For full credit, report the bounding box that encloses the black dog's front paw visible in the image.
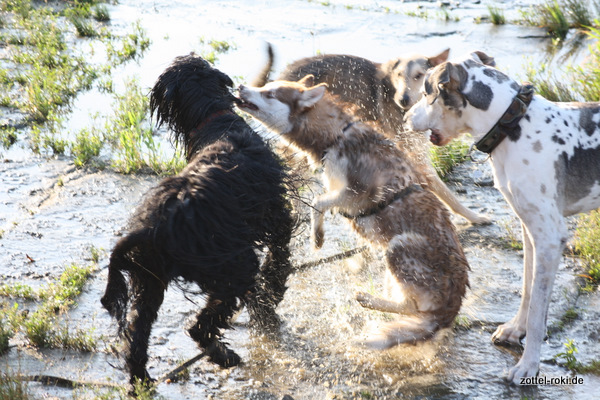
[206,341,241,368]
[129,368,156,387]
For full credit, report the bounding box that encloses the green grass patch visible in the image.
[0,263,98,350]
[573,210,600,285]
[198,37,237,64]
[105,78,186,175]
[0,369,30,400]
[524,61,577,102]
[554,339,600,374]
[488,5,506,25]
[519,0,598,39]
[572,25,600,101]
[429,138,470,178]
[106,20,151,65]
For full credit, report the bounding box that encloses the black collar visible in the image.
[339,184,423,220]
[342,121,356,133]
[474,84,534,154]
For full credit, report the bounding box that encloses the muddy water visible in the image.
[2,1,600,399]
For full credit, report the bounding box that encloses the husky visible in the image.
[237,75,469,347]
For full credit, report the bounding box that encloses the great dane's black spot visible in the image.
[579,106,600,137]
[557,145,600,208]
[552,135,565,145]
[482,67,511,84]
[507,125,522,142]
[464,80,494,110]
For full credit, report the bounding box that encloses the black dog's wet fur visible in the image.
[100,54,294,385]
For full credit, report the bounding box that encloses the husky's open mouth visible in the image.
[234,95,258,111]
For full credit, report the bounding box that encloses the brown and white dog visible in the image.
[237,76,470,347]
[252,45,490,225]
[406,51,600,383]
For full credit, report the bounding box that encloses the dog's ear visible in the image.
[428,48,450,67]
[298,83,326,109]
[471,51,496,67]
[376,58,399,80]
[437,63,468,92]
[298,74,316,87]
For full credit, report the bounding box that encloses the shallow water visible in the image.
[1,1,600,399]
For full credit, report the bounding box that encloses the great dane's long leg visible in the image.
[492,221,533,344]
[499,204,566,383]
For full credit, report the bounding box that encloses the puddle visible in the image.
[1,1,600,399]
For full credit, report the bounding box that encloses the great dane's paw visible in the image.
[492,321,525,345]
[506,358,540,385]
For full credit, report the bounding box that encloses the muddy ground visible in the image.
[2,1,600,399]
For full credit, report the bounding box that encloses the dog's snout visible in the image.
[400,94,411,109]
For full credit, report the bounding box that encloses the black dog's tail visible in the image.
[100,228,151,335]
[250,43,274,87]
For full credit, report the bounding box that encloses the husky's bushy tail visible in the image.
[250,43,274,87]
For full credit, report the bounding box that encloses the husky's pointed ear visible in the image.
[298,74,315,87]
[298,83,326,109]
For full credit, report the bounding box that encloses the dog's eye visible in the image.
[414,73,424,81]
[264,91,275,99]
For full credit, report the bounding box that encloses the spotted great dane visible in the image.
[406,51,600,383]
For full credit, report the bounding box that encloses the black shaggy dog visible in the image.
[100,54,294,385]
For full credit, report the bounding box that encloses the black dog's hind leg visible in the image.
[123,272,166,385]
[187,295,243,368]
[247,218,294,330]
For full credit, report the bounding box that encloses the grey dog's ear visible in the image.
[428,48,450,67]
[298,74,316,87]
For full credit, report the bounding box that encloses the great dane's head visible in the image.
[406,51,521,146]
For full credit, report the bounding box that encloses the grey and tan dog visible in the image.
[406,51,600,383]
[253,45,490,225]
[238,75,470,347]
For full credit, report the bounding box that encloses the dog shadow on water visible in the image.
[100,53,302,387]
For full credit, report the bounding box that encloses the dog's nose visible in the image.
[400,94,411,109]
[238,84,246,92]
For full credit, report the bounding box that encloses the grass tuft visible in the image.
[488,5,506,25]
[0,370,30,400]
[429,138,470,178]
[573,210,600,285]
